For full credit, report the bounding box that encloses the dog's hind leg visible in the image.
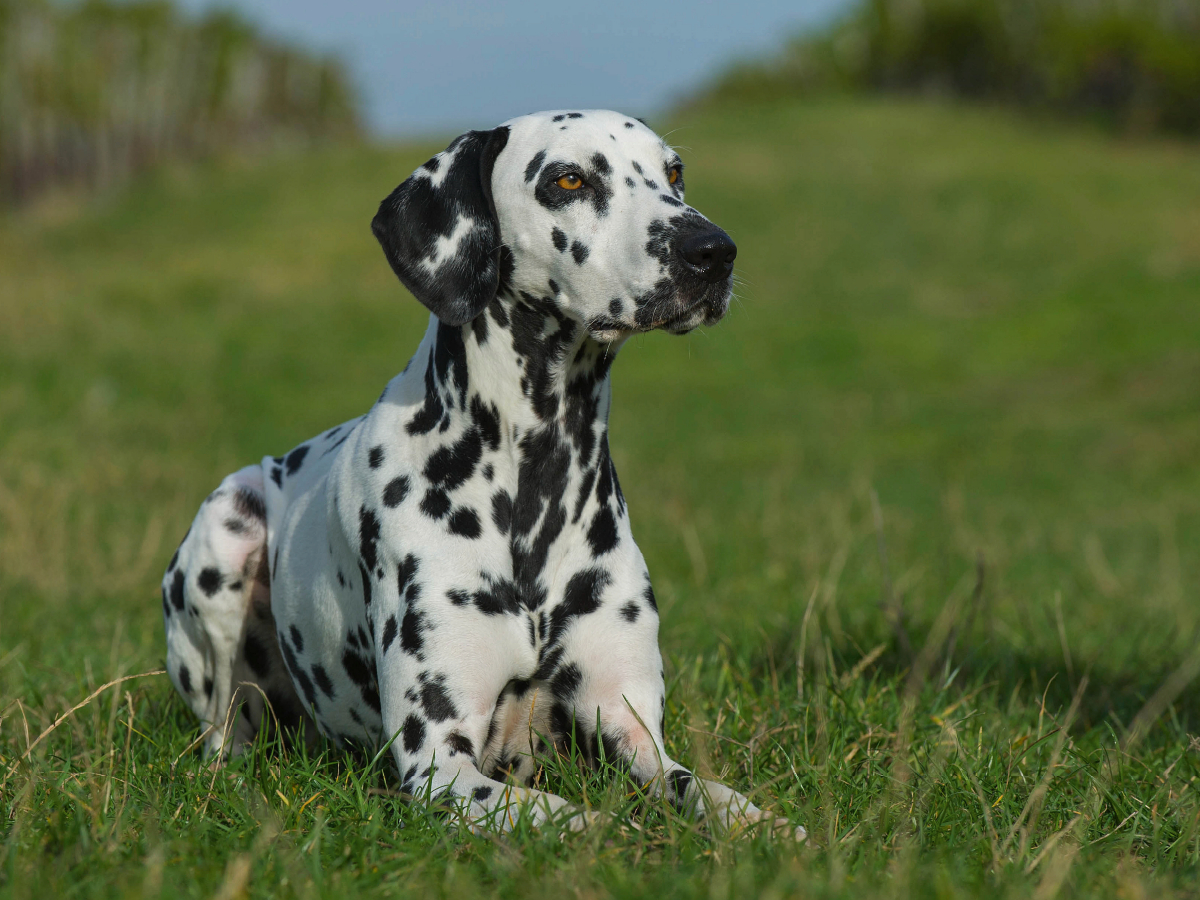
[162,465,310,759]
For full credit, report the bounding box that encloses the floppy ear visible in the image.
[372,126,510,326]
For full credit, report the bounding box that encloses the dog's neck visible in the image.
[416,294,621,458]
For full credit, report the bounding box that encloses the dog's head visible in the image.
[372,110,736,340]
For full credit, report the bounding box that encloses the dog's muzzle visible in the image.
[666,225,736,330]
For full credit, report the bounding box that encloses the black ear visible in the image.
[372,126,510,326]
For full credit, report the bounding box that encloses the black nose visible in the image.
[677,229,737,283]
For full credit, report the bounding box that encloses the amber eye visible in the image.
[556,173,584,190]
[668,165,682,185]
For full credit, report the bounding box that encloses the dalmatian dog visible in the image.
[161,109,803,839]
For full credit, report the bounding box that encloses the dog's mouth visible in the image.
[660,286,731,334]
[637,277,732,335]
[585,280,731,342]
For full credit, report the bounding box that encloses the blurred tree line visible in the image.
[0,0,359,206]
[708,0,1200,136]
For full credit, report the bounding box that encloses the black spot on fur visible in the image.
[625,176,636,188]
[407,355,446,436]
[233,487,266,522]
[471,396,501,451]
[524,149,546,182]
[620,601,640,622]
[644,581,658,611]
[590,152,611,175]
[359,507,381,572]
[382,615,398,652]
[472,785,493,802]
[506,677,532,697]
[383,476,410,508]
[359,562,372,607]
[312,664,335,699]
[198,567,223,597]
[471,301,491,344]
[289,625,304,653]
[587,506,618,556]
[570,241,589,265]
[400,608,425,655]
[446,732,474,757]
[177,664,192,694]
[609,298,624,315]
[402,715,425,753]
[368,446,384,468]
[434,320,470,405]
[551,227,568,252]
[448,508,481,538]
[170,569,185,611]
[551,662,582,698]
[342,648,371,686]
[285,445,309,475]
[203,677,213,698]
[397,553,419,598]
[342,647,381,713]
[420,488,451,519]
[424,428,482,490]
[420,676,458,723]
[473,577,519,616]
[489,297,509,328]
[270,465,282,487]
[549,568,610,643]
[279,635,317,709]
[447,589,470,606]
[491,490,513,534]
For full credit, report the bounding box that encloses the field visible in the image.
[1,97,1199,897]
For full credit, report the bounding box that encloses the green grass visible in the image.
[2,97,1200,897]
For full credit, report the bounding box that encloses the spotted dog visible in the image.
[162,109,802,839]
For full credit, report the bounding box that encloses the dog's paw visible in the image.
[558,807,603,835]
[728,809,806,841]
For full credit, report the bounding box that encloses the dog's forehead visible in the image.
[500,110,674,168]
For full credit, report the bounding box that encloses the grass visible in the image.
[2,96,1199,897]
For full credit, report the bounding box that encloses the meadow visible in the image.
[1,97,1198,897]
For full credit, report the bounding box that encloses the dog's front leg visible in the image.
[560,602,806,840]
[378,630,589,835]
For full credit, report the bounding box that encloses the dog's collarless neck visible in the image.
[422,296,619,439]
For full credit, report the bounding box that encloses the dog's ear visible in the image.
[372,126,510,326]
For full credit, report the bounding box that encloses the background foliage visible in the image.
[0,0,359,206]
[707,0,1200,137]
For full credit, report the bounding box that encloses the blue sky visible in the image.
[175,0,852,136]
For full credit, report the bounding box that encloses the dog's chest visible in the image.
[262,357,633,745]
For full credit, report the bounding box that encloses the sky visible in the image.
[174,0,852,136]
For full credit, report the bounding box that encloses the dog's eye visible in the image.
[556,173,584,190]
[668,165,682,185]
